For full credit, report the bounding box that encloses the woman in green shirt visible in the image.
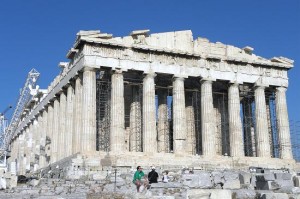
[133,166,147,192]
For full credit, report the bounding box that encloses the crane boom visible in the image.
[1,69,40,153]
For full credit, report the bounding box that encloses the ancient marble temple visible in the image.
[8,30,295,175]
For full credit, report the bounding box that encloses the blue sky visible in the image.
[0,0,299,123]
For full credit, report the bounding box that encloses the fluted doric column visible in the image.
[228,83,244,157]
[173,77,187,154]
[46,104,53,164]
[276,87,293,159]
[58,91,66,160]
[24,127,32,173]
[81,67,96,153]
[39,110,47,168]
[255,86,271,157]
[18,133,25,175]
[65,84,74,157]
[143,73,157,153]
[72,75,82,154]
[129,86,142,152]
[186,92,196,155]
[201,79,217,156]
[33,117,41,171]
[51,97,60,163]
[110,69,125,152]
[157,89,169,153]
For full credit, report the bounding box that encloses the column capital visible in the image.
[276,86,287,92]
[254,84,267,90]
[112,69,123,74]
[229,82,240,87]
[83,66,96,72]
[200,78,214,84]
[172,76,185,81]
[229,80,243,85]
[254,81,269,89]
[144,72,156,78]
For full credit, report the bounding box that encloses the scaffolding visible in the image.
[290,120,300,161]
[213,92,230,156]
[94,72,300,161]
[96,70,111,151]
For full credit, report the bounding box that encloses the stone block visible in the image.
[150,182,182,188]
[256,181,280,190]
[278,187,300,194]
[187,189,232,199]
[198,172,213,188]
[224,171,239,181]
[256,174,275,181]
[239,172,251,184]
[182,174,199,188]
[260,192,288,199]
[251,174,257,187]
[8,175,17,188]
[223,179,241,189]
[233,189,257,199]
[275,173,292,180]
[211,171,224,184]
[92,173,107,181]
[0,177,6,189]
[276,179,294,188]
[28,179,40,187]
[293,176,300,187]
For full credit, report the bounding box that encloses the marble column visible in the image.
[157,89,169,153]
[46,104,54,164]
[110,70,125,152]
[255,86,271,157]
[39,110,47,168]
[228,83,244,157]
[65,84,74,157]
[58,91,66,160]
[30,122,36,171]
[213,100,222,155]
[143,73,157,153]
[18,133,25,175]
[129,86,142,152]
[33,117,41,171]
[24,127,30,172]
[201,79,217,156]
[51,98,60,163]
[276,87,293,159]
[72,75,82,154]
[81,67,96,153]
[173,77,187,154]
[185,93,196,155]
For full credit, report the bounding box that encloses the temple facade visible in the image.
[7,30,295,175]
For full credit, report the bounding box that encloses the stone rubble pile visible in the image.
[0,167,299,198]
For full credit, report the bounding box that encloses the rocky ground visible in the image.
[0,167,300,199]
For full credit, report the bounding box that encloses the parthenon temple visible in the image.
[8,30,296,175]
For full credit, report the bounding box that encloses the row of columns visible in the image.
[109,72,292,159]
[8,67,293,174]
